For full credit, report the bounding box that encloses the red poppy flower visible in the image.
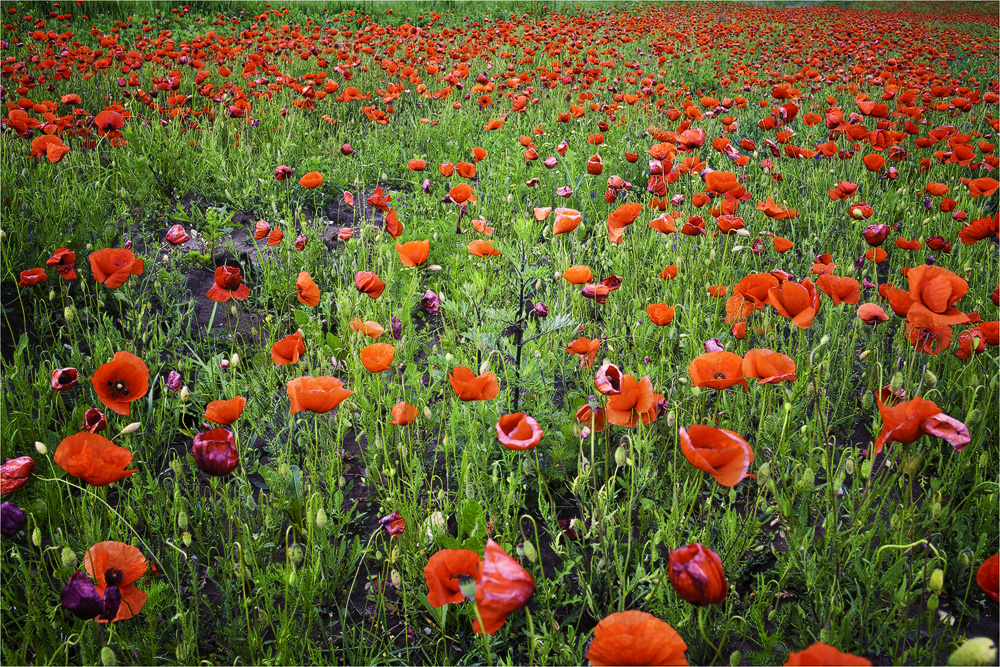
[977,553,999,603]
[857,303,889,325]
[91,351,149,416]
[84,541,147,622]
[741,349,796,384]
[407,158,426,171]
[438,162,455,177]
[585,610,688,667]
[688,351,747,392]
[192,427,238,476]
[286,376,353,414]
[89,248,144,290]
[51,367,79,391]
[396,240,430,267]
[424,548,482,607]
[606,374,657,427]
[725,273,779,323]
[390,402,419,426]
[449,366,499,401]
[267,228,284,246]
[82,409,107,433]
[766,278,821,329]
[449,183,474,204]
[669,542,728,606]
[873,394,968,456]
[0,456,35,495]
[31,135,70,163]
[576,404,606,434]
[756,197,798,220]
[816,274,861,306]
[360,343,395,373]
[773,236,794,253]
[646,303,676,326]
[784,643,871,666]
[679,425,754,487]
[204,396,246,425]
[903,265,969,328]
[94,110,124,135]
[660,265,678,280]
[608,202,643,244]
[54,433,136,487]
[271,332,305,365]
[649,213,678,234]
[474,538,534,635]
[274,165,293,181]
[355,271,386,299]
[565,337,600,369]
[46,248,77,280]
[594,362,623,395]
[292,271,320,307]
[164,224,190,245]
[496,413,543,451]
[299,171,323,189]
[206,266,250,303]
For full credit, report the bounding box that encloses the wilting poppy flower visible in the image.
[742,349,797,384]
[873,394,968,456]
[271,332,305,365]
[60,571,105,620]
[977,554,999,603]
[390,402,419,426]
[552,207,582,235]
[46,248,77,280]
[669,542,728,606]
[449,366,499,401]
[606,374,657,427]
[567,337,601,369]
[585,610,689,667]
[396,240,430,267]
[816,274,861,306]
[253,221,271,240]
[355,271,386,299]
[766,278,821,329]
[0,456,34,495]
[1,500,27,538]
[360,343,395,373]
[646,303,675,326]
[422,290,441,313]
[206,266,250,303]
[192,427,238,476]
[562,265,593,285]
[473,538,534,635]
[52,367,79,391]
[679,425,754,487]
[91,351,149,416]
[299,171,323,189]
[349,318,384,338]
[204,396,246,426]
[857,303,889,325]
[784,643,871,666]
[295,272,320,307]
[595,362,623,396]
[379,511,406,536]
[576,404,606,433]
[84,541,147,622]
[904,322,954,356]
[688,351,748,392]
[54,433,135,486]
[424,548,482,607]
[164,224,190,245]
[287,376,353,414]
[468,240,501,257]
[496,413,543,451]
[89,248,143,289]
[82,408,108,433]
[903,265,969,328]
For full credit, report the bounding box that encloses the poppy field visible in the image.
[2,0,1000,664]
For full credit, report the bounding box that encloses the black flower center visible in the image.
[108,380,129,397]
[105,567,123,586]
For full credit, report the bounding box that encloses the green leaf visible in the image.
[293,309,310,329]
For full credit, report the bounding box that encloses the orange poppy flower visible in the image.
[576,404,606,433]
[472,147,487,162]
[649,212,677,234]
[773,236,794,253]
[395,240,430,267]
[91,351,149,416]
[857,303,889,325]
[742,349,797,384]
[585,610,689,667]
[31,134,70,163]
[349,318,384,338]
[89,248,143,289]
[679,425,754,487]
[725,273,779,323]
[449,183,473,204]
[474,538,534,635]
[54,433,136,487]
[472,219,494,235]
[355,271,386,299]
[468,240,501,257]
[267,228,284,246]
[534,207,552,221]
[438,162,455,177]
[660,265,678,280]
[298,171,323,189]
[873,394,945,456]
[562,265,593,285]
[756,197,798,220]
[253,220,270,240]
[765,278,821,329]
[204,396,246,425]
[784,643,871,666]
[286,376,353,414]
[295,272,320,306]
[646,303,676,326]
[608,202,643,244]
[552,207,582,235]
[927,183,953,197]
[406,158,426,171]
[456,161,476,178]
[390,402,419,426]
[271,332,305,365]
[424,548,482,607]
[567,337,601,369]
[977,554,999,603]
[688,351,748,392]
[863,155,885,172]
[496,413,543,450]
[606,374,657,428]
[904,322,954,355]
[904,265,969,328]
[360,343,395,373]
[816,274,860,305]
[965,177,999,198]
[84,541,148,622]
[669,542,728,606]
[385,209,403,239]
[449,366,499,401]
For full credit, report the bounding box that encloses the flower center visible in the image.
[713,372,727,380]
[105,567,123,586]
[108,380,129,397]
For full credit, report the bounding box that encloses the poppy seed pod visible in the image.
[668,543,728,606]
[191,428,238,476]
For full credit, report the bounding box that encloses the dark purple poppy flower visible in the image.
[166,371,183,392]
[421,178,431,194]
[1,501,26,538]
[390,316,402,340]
[98,586,122,622]
[61,571,104,620]
[704,338,724,353]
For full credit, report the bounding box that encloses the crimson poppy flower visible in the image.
[54,433,135,486]
[449,366,499,401]
[552,207,582,235]
[396,240,430,267]
[271,332,305,366]
[977,554,999,603]
[587,154,603,175]
[0,456,34,495]
[204,396,246,425]
[192,428,238,476]
[350,318,384,338]
[863,224,890,247]
[784,643,871,666]
[82,408,108,433]
[562,265,593,285]
[582,284,611,304]
[83,541,147,622]
[204,266,249,303]
[496,413,543,450]
[390,402,418,426]
[295,272,320,307]
[576,405,606,434]
[741,349,797,384]
[89,248,144,289]
[52,367,79,391]
[585,610,689,667]
[424,548,482,607]
[857,303,889,325]
[473,538,534,635]
[355,271,386,299]
[46,248,78,280]
[360,343,395,373]
[17,267,47,287]
[688,351,748,392]
[669,542,728,606]
[287,376,353,414]
[456,162,476,178]
[91,351,149,416]
[646,303,676,326]
[94,110,125,135]
[679,425,754,487]
[766,278,821,329]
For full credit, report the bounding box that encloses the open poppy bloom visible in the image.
[425,548,482,607]
[607,202,643,244]
[449,366,499,401]
[857,303,889,325]
[298,171,323,189]
[396,240,430,267]
[46,248,78,280]
[286,376,353,414]
[349,318,384,338]
[606,374,657,427]
[669,542,728,606]
[295,272,320,306]
[977,553,999,603]
[204,396,246,425]
[873,393,969,456]
[355,271,386,299]
[91,351,149,416]
[562,265,593,285]
[271,332,305,365]
[649,212,678,234]
[1,456,35,495]
[84,541,147,622]
[449,183,474,204]
[688,351,748,392]
[360,343,395,373]
[390,402,418,426]
[679,425,754,487]
[51,367,79,391]
[474,539,535,635]
[495,413,543,450]
[766,278,821,329]
[725,273,779,323]
[31,135,70,163]
[54,433,136,486]
[741,349,797,384]
[646,303,676,326]
[206,266,251,303]
[192,428,238,476]
[468,240,501,257]
[89,248,143,289]
[816,274,860,305]
[576,404,606,434]
[784,643,871,666]
[585,610,689,666]
[902,265,970,329]
[567,337,601,369]
[552,207,582,235]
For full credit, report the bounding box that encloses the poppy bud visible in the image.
[523,539,538,564]
[798,468,815,492]
[390,316,403,340]
[100,646,116,667]
[614,445,628,467]
[34,440,47,455]
[316,507,328,528]
[959,553,970,568]
[287,544,304,565]
[668,543,727,606]
[0,501,26,538]
[31,526,41,546]
[930,568,944,592]
[64,306,76,322]
[966,408,981,426]
[340,143,354,156]
[61,546,78,569]
[61,571,103,620]
[191,428,238,476]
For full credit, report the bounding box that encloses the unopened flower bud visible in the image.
[287,544,304,565]
[316,508,328,528]
[100,647,116,667]
[177,511,189,531]
[929,568,944,592]
[948,637,996,666]
[34,441,47,455]
[614,445,628,467]
[522,540,537,564]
